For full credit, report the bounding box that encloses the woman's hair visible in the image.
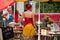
[26,4,32,10]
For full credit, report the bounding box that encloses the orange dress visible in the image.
[23,18,35,37]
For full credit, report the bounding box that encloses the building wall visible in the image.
[17,2,24,13]
[17,1,36,13]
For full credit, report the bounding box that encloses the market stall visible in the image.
[40,13,60,40]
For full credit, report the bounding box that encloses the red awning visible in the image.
[0,0,15,12]
[40,13,60,22]
[34,14,39,20]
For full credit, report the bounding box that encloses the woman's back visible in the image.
[24,10,33,18]
[23,10,34,26]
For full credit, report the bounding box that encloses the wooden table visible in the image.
[40,27,53,40]
[49,34,60,40]
[40,33,60,40]
[40,35,54,40]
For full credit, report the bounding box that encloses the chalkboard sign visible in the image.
[1,27,14,40]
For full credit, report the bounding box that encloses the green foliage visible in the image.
[36,2,39,9]
[40,2,60,13]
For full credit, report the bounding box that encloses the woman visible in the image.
[22,4,35,40]
[2,6,13,26]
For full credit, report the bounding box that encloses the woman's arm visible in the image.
[32,13,35,26]
[2,13,7,17]
[2,13,8,20]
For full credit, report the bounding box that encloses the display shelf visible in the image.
[13,26,23,40]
